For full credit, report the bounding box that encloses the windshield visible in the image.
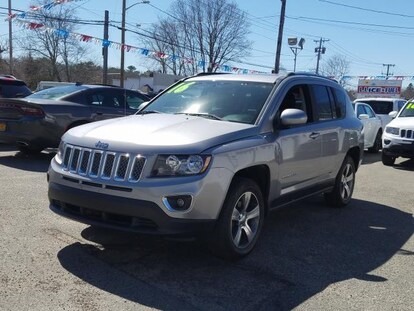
[399,102,414,117]
[141,80,273,124]
[27,85,87,100]
[360,100,393,114]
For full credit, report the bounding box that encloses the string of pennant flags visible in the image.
[9,1,414,79]
[14,18,265,74]
[5,0,83,21]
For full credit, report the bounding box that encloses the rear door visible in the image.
[86,89,126,121]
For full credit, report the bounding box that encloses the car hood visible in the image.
[63,113,257,154]
[388,117,414,128]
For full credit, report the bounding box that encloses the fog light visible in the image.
[163,195,192,211]
[384,139,391,145]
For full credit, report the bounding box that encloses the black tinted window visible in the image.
[126,91,147,109]
[332,88,347,119]
[361,100,393,114]
[87,90,124,109]
[0,80,32,98]
[312,85,333,121]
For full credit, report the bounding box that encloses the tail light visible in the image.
[0,103,44,116]
[20,106,44,116]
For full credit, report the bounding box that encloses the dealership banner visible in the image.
[356,79,403,98]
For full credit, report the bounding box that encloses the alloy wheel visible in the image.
[340,163,354,201]
[231,191,260,249]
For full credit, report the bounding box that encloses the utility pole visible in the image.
[120,0,126,88]
[8,0,13,75]
[314,37,329,74]
[274,0,286,74]
[102,10,109,85]
[382,64,395,78]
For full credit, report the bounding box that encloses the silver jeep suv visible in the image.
[48,73,364,259]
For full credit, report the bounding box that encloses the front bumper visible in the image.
[382,142,414,158]
[48,181,215,236]
[383,133,414,158]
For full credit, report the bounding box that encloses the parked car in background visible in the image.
[0,83,149,154]
[382,100,414,166]
[354,97,406,128]
[352,102,382,152]
[35,81,76,92]
[48,72,364,259]
[0,75,32,98]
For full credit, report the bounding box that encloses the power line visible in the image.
[318,0,414,18]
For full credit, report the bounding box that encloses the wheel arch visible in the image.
[231,164,270,213]
[347,146,361,172]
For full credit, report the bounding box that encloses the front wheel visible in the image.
[324,155,356,207]
[209,177,265,260]
[381,152,395,166]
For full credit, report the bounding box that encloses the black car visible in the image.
[0,76,32,98]
[0,84,149,154]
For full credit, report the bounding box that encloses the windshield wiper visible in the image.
[136,110,161,115]
[175,112,222,121]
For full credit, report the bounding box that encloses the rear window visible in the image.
[361,100,393,114]
[28,85,87,100]
[0,79,32,98]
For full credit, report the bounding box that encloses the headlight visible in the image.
[385,127,400,135]
[55,141,65,164]
[152,154,211,177]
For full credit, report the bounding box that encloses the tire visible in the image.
[367,130,382,153]
[381,152,395,166]
[324,155,356,207]
[208,177,265,260]
[18,145,43,155]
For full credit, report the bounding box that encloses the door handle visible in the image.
[309,132,320,139]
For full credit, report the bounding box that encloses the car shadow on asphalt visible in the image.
[393,159,414,171]
[361,151,381,164]
[0,148,55,172]
[57,197,414,311]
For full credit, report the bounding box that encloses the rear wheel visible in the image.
[324,155,355,207]
[368,130,382,153]
[209,177,264,260]
[381,152,395,166]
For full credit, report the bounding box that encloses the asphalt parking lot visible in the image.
[0,145,413,311]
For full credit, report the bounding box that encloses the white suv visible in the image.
[354,98,406,128]
[382,100,414,166]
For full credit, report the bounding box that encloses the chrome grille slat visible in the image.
[62,144,145,183]
[115,155,130,181]
[102,153,116,179]
[400,129,414,139]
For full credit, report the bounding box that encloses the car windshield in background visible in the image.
[399,102,414,117]
[142,80,273,124]
[361,100,393,114]
[28,85,87,100]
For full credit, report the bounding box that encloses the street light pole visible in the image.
[120,0,126,88]
[274,0,286,74]
[8,0,13,75]
[120,0,149,88]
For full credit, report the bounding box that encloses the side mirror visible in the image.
[137,101,150,112]
[358,114,369,120]
[388,111,398,118]
[280,108,307,126]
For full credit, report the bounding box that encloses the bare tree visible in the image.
[320,54,351,86]
[141,0,251,75]
[18,0,87,81]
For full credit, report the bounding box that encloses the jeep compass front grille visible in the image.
[400,129,414,139]
[62,144,146,182]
